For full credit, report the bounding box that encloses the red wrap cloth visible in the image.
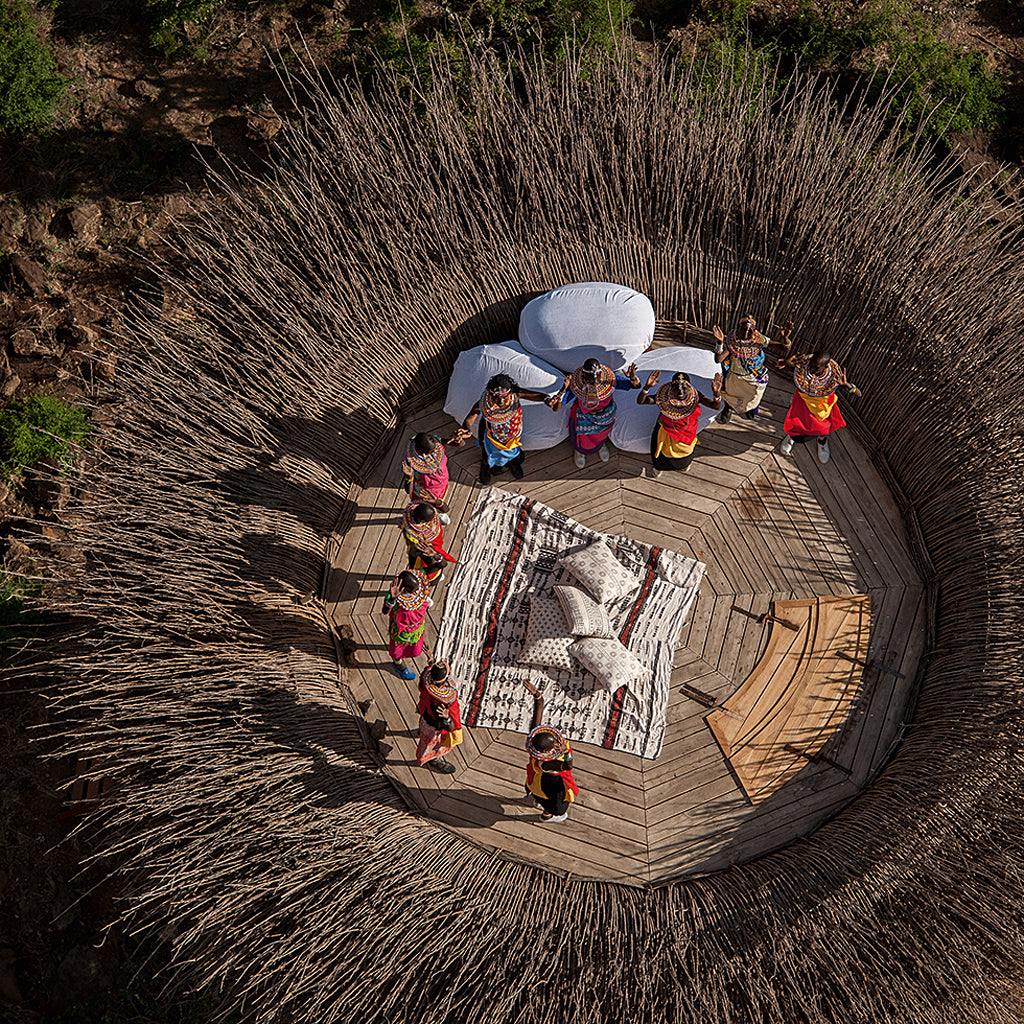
[783,392,846,437]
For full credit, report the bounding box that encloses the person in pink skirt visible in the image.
[401,433,453,522]
[547,359,642,468]
[381,569,431,680]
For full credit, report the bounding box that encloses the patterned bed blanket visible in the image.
[435,488,705,759]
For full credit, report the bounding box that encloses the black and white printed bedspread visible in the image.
[434,488,705,759]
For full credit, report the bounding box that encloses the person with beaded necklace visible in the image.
[778,348,860,464]
[546,358,642,468]
[451,373,552,485]
[712,315,793,423]
[524,690,579,822]
[402,501,457,585]
[415,656,463,775]
[381,570,432,680]
[401,432,456,521]
[636,370,723,477]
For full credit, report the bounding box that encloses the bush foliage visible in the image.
[0,394,91,483]
[699,0,1005,140]
[0,0,67,134]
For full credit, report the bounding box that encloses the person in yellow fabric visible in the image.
[451,374,551,485]
[778,349,860,465]
[524,690,579,823]
[636,370,723,478]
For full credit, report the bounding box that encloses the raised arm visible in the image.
[636,370,660,405]
[712,325,729,364]
[699,372,724,409]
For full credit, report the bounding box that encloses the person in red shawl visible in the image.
[546,358,642,468]
[415,656,463,775]
[401,432,453,522]
[524,691,580,823]
[778,349,860,464]
[381,569,431,681]
[637,370,722,477]
[402,502,457,584]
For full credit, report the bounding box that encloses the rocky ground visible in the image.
[0,0,1022,1020]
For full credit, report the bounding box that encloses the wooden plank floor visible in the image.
[326,377,925,885]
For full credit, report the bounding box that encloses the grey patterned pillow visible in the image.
[558,540,639,604]
[521,594,574,671]
[553,584,615,639]
[567,636,645,692]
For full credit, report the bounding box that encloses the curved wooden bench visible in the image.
[706,595,871,804]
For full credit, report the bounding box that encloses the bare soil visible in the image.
[0,0,1021,1019]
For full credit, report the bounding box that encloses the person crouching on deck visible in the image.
[381,570,431,681]
[402,501,457,585]
[637,370,722,478]
[451,373,551,486]
[415,656,463,775]
[402,432,454,523]
[524,692,579,823]
[712,315,792,423]
[777,349,860,464]
[546,358,642,468]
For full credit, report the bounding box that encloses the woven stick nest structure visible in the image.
[26,40,1024,1024]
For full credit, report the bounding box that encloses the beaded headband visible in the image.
[404,436,444,475]
[655,379,698,417]
[424,663,457,704]
[570,363,615,404]
[393,569,429,610]
[403,503,441,544]
[794,358,841,397]
[481,387,520,425]
[526,725,569,762]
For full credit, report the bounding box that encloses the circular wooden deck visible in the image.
[325,370,925,886]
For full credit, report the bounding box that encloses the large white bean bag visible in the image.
[518,282,655,373]
[443,341,570,450]
[609,346,721,454]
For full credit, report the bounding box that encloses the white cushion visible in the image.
[443,341,569,450]
[558,540,638,604]
[609,346,722,454]
[553,584,615,639]
[518,282,655,373]
[568,636,646,692]
[520,594,574,671]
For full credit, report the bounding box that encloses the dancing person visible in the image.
[524,689,579,823]
[402,501,457,584]
[777,349,860,464]
[712,316,792,423]
[415,655,463,775]
[546,358,642,468]
[401,432,454,522]
[636,370,723,477]
[451,373,551,485]
[381,569,431,680]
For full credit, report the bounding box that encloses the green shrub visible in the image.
[887,16,1004,139]
[696,0,1005,142]
[368,0,634,76]
[0,0,67,134]
[0,394,91,484]
[145,0,227,55]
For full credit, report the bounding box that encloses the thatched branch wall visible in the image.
[25,43,1024,1024]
